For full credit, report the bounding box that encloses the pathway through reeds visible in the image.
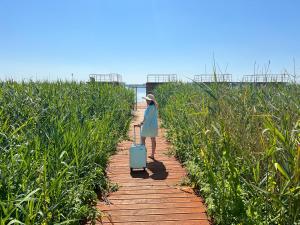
[96,103,210,225]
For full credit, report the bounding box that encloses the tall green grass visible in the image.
[0,81,134,224]
[155,82,300,225]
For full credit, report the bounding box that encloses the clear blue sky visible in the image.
[0,0,299,83]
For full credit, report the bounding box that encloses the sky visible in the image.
[0,0,299,83]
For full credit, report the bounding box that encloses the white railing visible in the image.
[147,74,177,83]
[89,73,122,82]
[194,74,232,82]
[242,74,291,83]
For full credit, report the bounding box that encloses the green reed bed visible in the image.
[154,83,300,225]
[0,81,134,225]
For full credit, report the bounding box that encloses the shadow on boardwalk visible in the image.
[130,159,169,180]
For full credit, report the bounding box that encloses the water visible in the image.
[130,87,146,103]
[137,87,146,102]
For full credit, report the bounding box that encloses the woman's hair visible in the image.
[148,100,158,108]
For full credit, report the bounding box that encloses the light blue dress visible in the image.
[141,104,158,137]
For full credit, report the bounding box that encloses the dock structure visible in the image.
[89,73,123,85]
[87,72,293,90]
[126,83,146,88]
[194,73,232,83]
[146,74,177,94]
[193,73,292,85]
[242,73,291,84]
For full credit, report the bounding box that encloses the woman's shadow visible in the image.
[148,158,169,180]
[130,158,169,180]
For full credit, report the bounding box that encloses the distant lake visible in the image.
[137,87,146,102]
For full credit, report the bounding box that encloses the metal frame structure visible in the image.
[242,74,291,83]
[125,84,146,111]
[126,83,146,88]
[194,74,232,82]
[147,74,177,83]
[89,73,122,83]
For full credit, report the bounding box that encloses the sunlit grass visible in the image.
[155,82,300,225]
[0,81,134,224]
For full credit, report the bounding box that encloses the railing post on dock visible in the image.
[88,73,123,85]
[135,86,137,111]
[241,73,291,84]
[193,74,232,83]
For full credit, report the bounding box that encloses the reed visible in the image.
[0,81,134,224]
[155,82,300,225]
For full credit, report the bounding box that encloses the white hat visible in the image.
[142,94,158,108]
[142,94,155,101]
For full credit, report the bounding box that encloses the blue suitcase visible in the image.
[130,125,147,172]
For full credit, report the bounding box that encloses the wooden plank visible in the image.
[113,180,182,186]
[116,185,175,190]
[107,192,197,200]
[107,166,184,171]
[107,170,186,175]
[99,213,208,222]
[112,179,183,184]
[117,183,172,187]
[97,202,205,210]
[101,207,206,215]
[109,176,186,181]
[91,219,210,225]
[107,188,192,195]
[109,157,179,162]
[108,170,186,175]
[106,197,201,205]
[108,162,183,166]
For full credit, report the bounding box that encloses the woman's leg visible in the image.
[141,136,146,145]
[150,137,156,157]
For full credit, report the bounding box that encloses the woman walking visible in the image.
[138,94,158,159]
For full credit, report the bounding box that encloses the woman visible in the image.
[138,93,158,159]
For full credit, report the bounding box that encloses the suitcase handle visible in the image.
[133,125,142,145]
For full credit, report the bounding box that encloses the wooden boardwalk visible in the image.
[96,103,210,225]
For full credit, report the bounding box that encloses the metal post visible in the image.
[135,87,137,111]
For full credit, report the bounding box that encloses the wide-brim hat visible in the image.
[142,94,158,107]
[142,94,155,101]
